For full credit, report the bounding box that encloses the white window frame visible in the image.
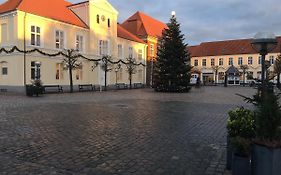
[248,57,253,65]
[229,58,233,66]
[211,58,215,66]
[55,30,65,50]
[117,44,123,59]
[202,59,207,67]
[99,40,109,56]
[269,56,274,65]
[238,57,243,65]
[194,59,198,66]
[76,35,84,52]
[219,58,223,66]
[30,25,41,47]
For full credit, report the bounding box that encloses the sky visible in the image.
[1,0,281,46]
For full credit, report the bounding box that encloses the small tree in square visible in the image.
[154,14,191,92]
[125,57,137,89]
[62,49,82,93]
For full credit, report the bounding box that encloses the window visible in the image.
[108,18,110,27]
[238,57,243,65]
[76,65,83,80]
[118,44,123,59]
[138,49,143,61]
[2,66,8,75]
[194,59,198,66]
[1,23,7,44]
[248,57,253,65]
[219,58,223,66]
[99,40,109,56]
[218,72,225,80]
[258,56,262,64]
[211,58,215,66]
[76,35,83,52]
[150,44,154,57]
[31,61,40,80]
[269,56,274,65]
[129,46,133,58]
[31,26,40,46]
[55,30,64,49]
[97,15,100,24]
[55,63,64,80]
[202,59,206,67]
[229,58,233,65]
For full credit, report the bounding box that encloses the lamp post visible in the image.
[251,32,277,96]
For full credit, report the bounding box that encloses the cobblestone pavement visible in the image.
[0,86,256,175]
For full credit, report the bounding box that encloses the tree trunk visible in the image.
[277,73,280,89]
[129,73,132,89]
[69,65,73,93]
[68,57,73,93]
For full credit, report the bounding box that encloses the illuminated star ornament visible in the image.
[171,11,176,17]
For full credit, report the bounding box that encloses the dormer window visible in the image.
[97,15,100,24]
[108,18,110,27]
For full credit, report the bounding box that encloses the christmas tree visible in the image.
[154,14,191,92]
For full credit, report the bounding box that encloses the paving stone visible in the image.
[0,86,257,174]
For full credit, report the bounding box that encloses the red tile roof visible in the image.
[117,24,145,44]
[121,11,167,38]
[0,0,88,28]
[189,37,281,57]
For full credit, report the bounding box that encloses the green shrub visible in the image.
[227,107,255,138]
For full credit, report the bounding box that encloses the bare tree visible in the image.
[240,65,249,86]
[100,55,113,91]
[62,49,81,93]
[212,66,219,85]
[125,57,137,89]
[274,54,281,88]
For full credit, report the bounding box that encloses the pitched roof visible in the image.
[0,0,88,28]
[226,65,240,74]
[121,11,167,38]
[117,24,145,44]
[189,37,281,57]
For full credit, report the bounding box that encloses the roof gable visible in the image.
[117,24,145,44]
[0,0,88,28]
[89,0,118,15]
[122,11,167,38]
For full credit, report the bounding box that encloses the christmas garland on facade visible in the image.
[0,46,146,67]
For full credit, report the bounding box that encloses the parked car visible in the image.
[247,79,262,87]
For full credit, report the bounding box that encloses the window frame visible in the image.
[30,25,41,47]
[55,30,65,50]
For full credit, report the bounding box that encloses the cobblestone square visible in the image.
[0,86,256,175]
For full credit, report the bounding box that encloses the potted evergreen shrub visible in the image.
[26,79,43,97]
[250,92,281,175]
[227,107,255,174]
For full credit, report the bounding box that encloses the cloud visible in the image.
[1,0,281,45]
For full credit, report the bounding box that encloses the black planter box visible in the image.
[251,144,281,175]
[232,154,251,175]
[227,136,233,170]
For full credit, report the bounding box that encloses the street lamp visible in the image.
[251,32,277,95]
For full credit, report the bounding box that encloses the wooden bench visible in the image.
[43,85,63,93]
[133,83,144,89]
[78,84,95,92]
[115,83,128,90]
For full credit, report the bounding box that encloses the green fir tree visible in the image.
[154,14,191,92]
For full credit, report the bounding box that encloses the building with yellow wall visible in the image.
[189,38,281,85]
[0,0,147,92]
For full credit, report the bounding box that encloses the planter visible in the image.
[251,143,281,175]
[25,85,43,97]
[232,154,251,175]
[227,136,233,170]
